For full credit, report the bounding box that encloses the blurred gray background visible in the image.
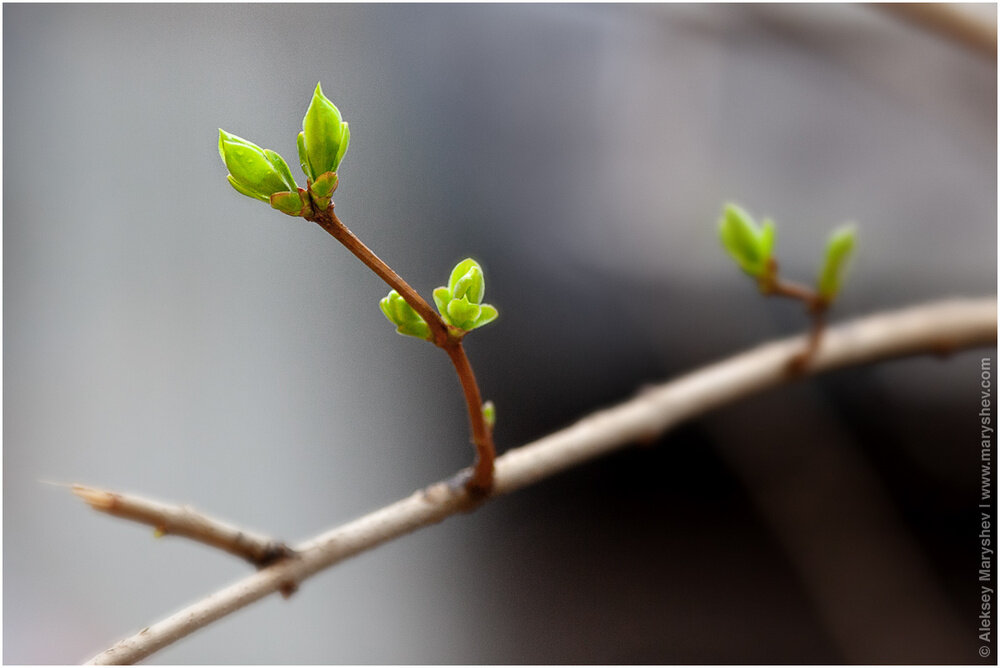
[4,3,996,664]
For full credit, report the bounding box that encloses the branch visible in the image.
[444,341,495,493]
[310,206,449,346]
[309,206,497,493]
[85,297,996,665]
[876,3,997,58]
[73,485,293,568]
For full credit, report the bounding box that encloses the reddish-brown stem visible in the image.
[444,341,495,496]
[759,258,822,306]
[759,258,830,371]
[766,277,820,303]
[311,206,450,348]
[307,203,495,493]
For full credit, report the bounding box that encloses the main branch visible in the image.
[85,297,996,665]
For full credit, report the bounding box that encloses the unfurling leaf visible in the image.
[817,225,856,301]
[719,203,775,279]
[379,290,432,341]
[435,258,498,333]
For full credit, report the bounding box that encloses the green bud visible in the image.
[218,129,298,202]
[300,83,350,182]
[434,259,499,332]
[309,171,339,210]
[482,401,496,430]
[719,203,775,278]
[433,286,452,314]
[311,171,339,198]
[379,290,431,341]
[269,189,312,217]
[448,259,485,304]
[817,225,856,301]
[446,296,482,330]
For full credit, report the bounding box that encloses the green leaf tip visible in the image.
[379,290,432,341]
[434,258,498,332]
[719,203,775,279]
[218,129,302,211]
[300,82,350,183]
[817,224,857,301]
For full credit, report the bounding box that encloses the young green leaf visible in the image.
[263,149,299,193]
[471,304,499,330]
[718,203,775,279]
[218,129,300,203]
[448,259,485,303]
[297,132,311,181]
[379,290,432,341]
[300,83,350,182]
[433,287,452,314]
[434,258,499,332]
[446,296,482,330]
[817,225,856,301]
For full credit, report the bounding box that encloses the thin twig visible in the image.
[307,204,497,493]
[84,297,996,665]
[759,257,828,369]
[444,341,495,494]
[72,485,293,568]
[310,207,449,346]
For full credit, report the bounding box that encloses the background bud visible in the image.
[817,225,857,300]
[718,203,775,279]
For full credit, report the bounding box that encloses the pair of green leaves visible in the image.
[718,203,856,301]
[380,259,499,341]
[218,83,349,216]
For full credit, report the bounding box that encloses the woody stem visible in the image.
[307,204,495,492]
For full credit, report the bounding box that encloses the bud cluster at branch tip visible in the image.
[298,83,350,210]
[218,83,350,215]
[718,203,857,305]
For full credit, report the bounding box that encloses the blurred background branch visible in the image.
[876,3,997,57]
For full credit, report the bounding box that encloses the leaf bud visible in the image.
[218,129,298,202]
